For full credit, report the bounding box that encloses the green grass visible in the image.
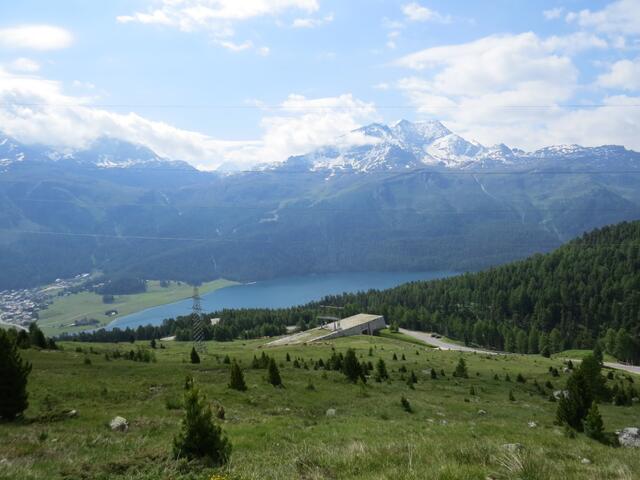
[377,328,434,347]
[555,350,618,363]
[1,337,638,480]
[37,279,238,336]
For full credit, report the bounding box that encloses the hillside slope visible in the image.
[321,221,640,364]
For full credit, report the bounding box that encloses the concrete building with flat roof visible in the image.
[266,313,386,346]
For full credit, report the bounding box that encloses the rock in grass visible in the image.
[581,458,591,464]
[325,408,336,417]
[618,427,640,448]
[477,409,487,416]
[553,390,569,400]
[109,416,129,432]
[528,421,537,428]
[502,443,524,452]
[66,409,78,418]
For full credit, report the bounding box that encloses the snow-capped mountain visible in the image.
[272,120,639,173]
[0,134,28,167]
[0,134,194,170]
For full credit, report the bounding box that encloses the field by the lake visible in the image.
[0,334,638,480]
[37,279,237,336]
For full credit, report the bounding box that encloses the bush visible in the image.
[173,386,231,465]
[190,347,200,364]
[400,396,413,413]
[0,331,32,420]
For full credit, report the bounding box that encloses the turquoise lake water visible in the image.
[107,271,455,330]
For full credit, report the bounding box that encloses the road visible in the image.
[400,328,640,376]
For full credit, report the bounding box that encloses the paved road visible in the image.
[401,328,640,376]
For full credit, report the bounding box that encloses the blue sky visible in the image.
[0,0,639,169]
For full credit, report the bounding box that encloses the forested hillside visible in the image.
[322,221,640,364]
[65,221,640,364]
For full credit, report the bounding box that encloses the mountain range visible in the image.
[1,120,639,290]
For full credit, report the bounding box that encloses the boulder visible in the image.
[581,458,591,464]
[66,409,78,418]
[325,408,336,417]
[553,390,569,399]
[528,421,537,428]
[109,416,129,432]
[502,443,524,452]
[477,409,487,416]
[618,427,640,448]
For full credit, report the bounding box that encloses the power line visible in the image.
[0,227,637,248]
[2,103,640,109]
[5,196,640,216]
[2,165,640,175]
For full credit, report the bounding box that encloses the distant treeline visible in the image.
[61,221,640,365]
[58,308,317,343]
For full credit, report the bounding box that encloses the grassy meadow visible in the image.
[37,279,238,336]
[0,334,639,480]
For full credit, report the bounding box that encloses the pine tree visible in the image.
[556,368,592,431]
[374,358,389,382]
[343,348,363,383]
[228,361,247,391]
[173,386,231,465]
[267,358,283,387]
[430,368,437,379]
[0,331,32,420]
[190,347,200,364]
[28,323,47,349]
[150,339,157,349]
[453,358,468,378]
[583,401,605,442]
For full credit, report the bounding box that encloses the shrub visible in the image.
[374,358,389,382]
[228,362,247,391]
[430,368,438,380]
[400,396,413,413]
[509,390,516,402]
[173,386,231,465]
[190,347,200,364]
[516,373,526,383]
[0,331,32,420]
[583,401,605,442]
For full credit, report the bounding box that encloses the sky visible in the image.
[0,0,639,170]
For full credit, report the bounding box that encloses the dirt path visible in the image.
[400,328,640,375]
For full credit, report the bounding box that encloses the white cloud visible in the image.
[0,25,73,51]
[217,39,253,51]
[118,0,319,54]
[9,58,40,72]
[543,7,564,20]
[0,68,377,170]
[117,0,319,30]
[597,57,640,90]
[566,0,640,36]
[291,13,333,28]
[392,32,640,151]
[402,2,451,23]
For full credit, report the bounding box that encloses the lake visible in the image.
[107,271,455,330]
